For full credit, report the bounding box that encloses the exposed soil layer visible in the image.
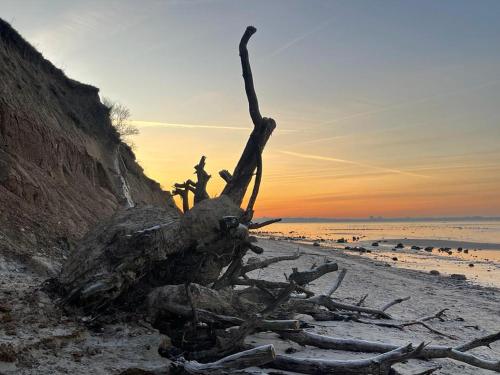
[0,18,178,273]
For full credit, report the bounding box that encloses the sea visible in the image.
[257,220,500,288]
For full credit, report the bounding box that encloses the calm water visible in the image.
[258,221,500,288]
[263,221,500,245]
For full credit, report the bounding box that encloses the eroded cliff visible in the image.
[0,18,178,272]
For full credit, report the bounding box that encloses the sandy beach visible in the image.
[1,238,498,374]
[251,238,500,374]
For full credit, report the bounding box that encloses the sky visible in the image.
[2,0,500,218]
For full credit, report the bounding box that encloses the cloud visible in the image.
[278,150,430,178]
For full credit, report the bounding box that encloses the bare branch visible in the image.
[326,268,347,297]
[289,262,339,286]
[248,218,282,229]
[241,251,301,274]
[193,156,210,204]
[221,26,276,207]
[239,26,262,127]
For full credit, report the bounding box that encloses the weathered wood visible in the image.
[173,181,193,212]
[241,251,301,274]
[212,249,246,290]
[193,156,210,204]
[221,26,276,207]
[270,343,424,374]
[218,170,232,183]
[354,309,455,339]
[279,330,500,372]
[235,278,314,297]
[380,296,410,312]
[307,295,393,319]
[153,301,299,332]
[326,268,347,296]
[248,218,282,229]
[289,262,339,286]
[177,344,276,374]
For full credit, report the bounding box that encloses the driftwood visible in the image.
[270,343,425,375]
[153,300,299,331]
[192,156,210,204]
[354,309,456,339]
[122,345,276,375]
[289,262,339,286]
[248,218,282,229]
[306,294,393,319]
[279,330,500,372]
[241,251,301,274]
[221,26,276,214]
[176,344,276,374]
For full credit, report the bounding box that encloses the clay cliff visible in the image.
[0,18,178,272]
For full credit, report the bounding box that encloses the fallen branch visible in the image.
[248,218,282,230]
[279,330,500,372]
[241,251,301,274]
[289,262,339,286]
[269,343,424,375]
[157,302,299,331]
[307,295,393,319]
[326,268,347,296]
[176,344,276,374]
[188,282,296,361]
[235,278,314,297]
[380,296,410,312]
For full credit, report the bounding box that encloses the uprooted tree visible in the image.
[55,27,500,375]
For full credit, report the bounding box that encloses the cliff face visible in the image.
[0,19,178,269]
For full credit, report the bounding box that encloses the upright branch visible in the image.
[193,156,210,204]
[173,156,211,212]
[221,26,276,215]
[173,180,194,213]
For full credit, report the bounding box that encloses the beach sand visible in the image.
[251,238,500,374]
[0,238,498,374]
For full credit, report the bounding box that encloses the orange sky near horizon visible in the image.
[132,122,500,218]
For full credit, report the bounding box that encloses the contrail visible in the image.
[261,17,334,60]
[278,150,430,178]
[130,120,251,131]
[130,120,299,133]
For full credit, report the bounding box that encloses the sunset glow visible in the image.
[4,0,500,218]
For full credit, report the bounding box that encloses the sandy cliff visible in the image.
[0,18,178,271]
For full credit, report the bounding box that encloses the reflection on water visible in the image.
[261,221,500,244]
[257,221,500,288]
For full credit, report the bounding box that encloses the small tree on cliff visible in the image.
[103,97,139,147]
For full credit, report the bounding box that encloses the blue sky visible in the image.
[3,0,500,217]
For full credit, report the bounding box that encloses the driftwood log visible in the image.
[280,330,500,372]
[57,25,277,312]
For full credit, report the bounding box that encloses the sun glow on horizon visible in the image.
[5,0,500,218]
